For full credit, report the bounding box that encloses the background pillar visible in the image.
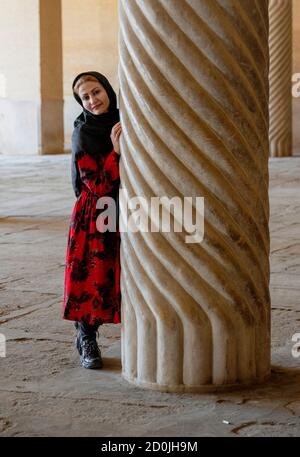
[269,0,293,157]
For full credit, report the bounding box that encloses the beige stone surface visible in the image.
[62,0,119,148]
[119,0,270,391]
[0,154,299,436]
[269,0,292,157]
[0,0,40,155]
[0,0,40,101]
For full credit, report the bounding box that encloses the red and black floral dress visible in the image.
[62,149,121,326]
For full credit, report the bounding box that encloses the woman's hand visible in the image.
[111,122,122,155]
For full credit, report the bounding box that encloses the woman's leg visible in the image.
[75,321,99,340]
[75,321,103,369]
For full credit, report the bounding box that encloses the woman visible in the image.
[62,71,122,369]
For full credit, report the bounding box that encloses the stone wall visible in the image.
[0,0,40,155]
[62,0,119,150]
[0,0,63,155]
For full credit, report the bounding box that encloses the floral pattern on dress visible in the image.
[62,149,121,326]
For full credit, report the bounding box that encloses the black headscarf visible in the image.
[71,71,120,197]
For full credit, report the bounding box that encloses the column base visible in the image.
[122,373,271,394]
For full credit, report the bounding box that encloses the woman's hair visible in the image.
[73,74,100,95]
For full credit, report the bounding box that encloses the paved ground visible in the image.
[0,154,299,437]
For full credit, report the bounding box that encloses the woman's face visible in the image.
[78,81,110,115]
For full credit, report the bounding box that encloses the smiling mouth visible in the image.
[92,103,102,110]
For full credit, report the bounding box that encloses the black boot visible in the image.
[75,321,103,369]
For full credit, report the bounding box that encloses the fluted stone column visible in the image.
[119,0,271,392]
[269,0,293,157]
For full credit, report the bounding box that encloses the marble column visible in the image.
[269,0,293,157]
[119,0,270,392]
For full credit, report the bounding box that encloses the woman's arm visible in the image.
[111,122,122,154]
[77,149,120,198]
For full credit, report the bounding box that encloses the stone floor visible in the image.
[0,154,299,437]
